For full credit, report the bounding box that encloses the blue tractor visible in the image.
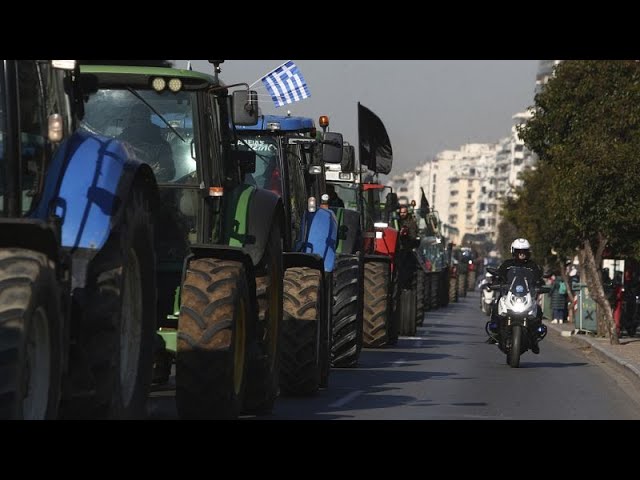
[237,114,342,394]
[0,60,159,419]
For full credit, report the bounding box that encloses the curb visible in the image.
[545,321,640,380]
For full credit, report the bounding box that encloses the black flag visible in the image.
[358,102,393,175]
[420,187,430,219]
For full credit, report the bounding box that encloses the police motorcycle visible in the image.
[485,266,549,367]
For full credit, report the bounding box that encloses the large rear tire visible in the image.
[319,272,332,388]
[67,186,156,419]
[280,267,322,396]
[331,254,364,367]
[399,286,417,336]
[363,261,392,348]
[243,223,283,414]
[176,259,253,419]
[416,271,425,326]
[0,249,62,419]
[467,270,477,292]
[449,275,458,303]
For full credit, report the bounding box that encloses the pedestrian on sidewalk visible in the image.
[550,272,568,324]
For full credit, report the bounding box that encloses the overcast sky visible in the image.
[178,60,540,176]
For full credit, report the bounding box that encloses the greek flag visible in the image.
[261,61,311,108]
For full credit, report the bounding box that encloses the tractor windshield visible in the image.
[236,134,281,194]
[81,88,198,185]
[327,182,359,211]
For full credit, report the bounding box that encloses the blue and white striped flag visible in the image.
[261,61,311,108]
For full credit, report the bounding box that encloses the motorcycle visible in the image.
[484,266,549,368]
[479,273,495,316]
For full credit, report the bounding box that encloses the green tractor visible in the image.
[323,138,366,367]
[79,61,285,419]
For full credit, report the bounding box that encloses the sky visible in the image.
[177,60,540,177]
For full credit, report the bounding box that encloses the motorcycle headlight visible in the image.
[512,300,528,313]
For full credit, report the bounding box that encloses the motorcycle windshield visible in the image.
[505,266,536,297]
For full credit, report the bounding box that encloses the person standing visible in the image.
[550,273,568,324]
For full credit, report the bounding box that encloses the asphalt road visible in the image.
[148,292,640,420]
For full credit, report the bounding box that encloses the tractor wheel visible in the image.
[399,275,417,336]
[331,254,364,368]
[319,272,332,388]
[0,249,62,419]
[243,223,283,415]
[279,267,322,396]
[176,259,253,419]
[449,276,458,303]
[416,271,425,326]
[363,261,392,348]
[68,186,156,419]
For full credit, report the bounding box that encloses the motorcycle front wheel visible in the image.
[506,325,522,368]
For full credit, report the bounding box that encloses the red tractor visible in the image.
[361,183,403,345]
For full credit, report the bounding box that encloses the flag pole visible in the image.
[249,60,291,88]
[357,101,362,184]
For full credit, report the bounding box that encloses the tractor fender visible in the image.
[283,252,325,274]
[32,129,158,252]
[297,208,338,273]
[364,254,391,265]
[0,218,63,265]
[245,187,284,266]
[31,130,158,289]
[375,226,399,258]
[333,207,361,255]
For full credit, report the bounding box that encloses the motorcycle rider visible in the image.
[486,238,545,354]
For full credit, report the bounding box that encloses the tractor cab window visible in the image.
[236,134,281,195]
[17,61,46,215]
[328,182,359,212]
[285,143,306,246]
[81,88,197,185]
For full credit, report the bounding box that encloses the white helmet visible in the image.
[485,272,493,278]
[511,238,531,261]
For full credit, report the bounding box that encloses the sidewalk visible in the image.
[544,319,640,380]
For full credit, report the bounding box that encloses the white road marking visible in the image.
[329,390,364,408]
[392,358,407,367]
[400,336,428,340]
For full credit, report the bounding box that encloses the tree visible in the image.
[517,60,640,344]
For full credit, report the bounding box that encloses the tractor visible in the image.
[0,59,159,419]
[78,61,285,419]
[236,114,343,393]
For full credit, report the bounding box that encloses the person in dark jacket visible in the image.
[398,204,419,251]
[487,238,545,353]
